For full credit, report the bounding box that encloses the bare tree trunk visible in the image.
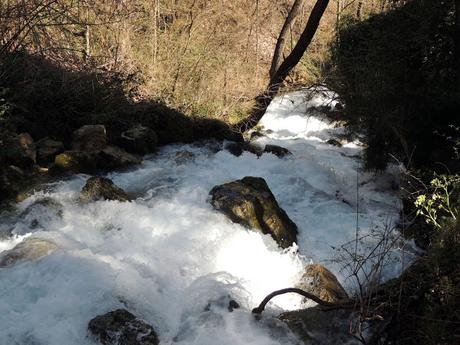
[269,0,305,79]
[236,0,330,132]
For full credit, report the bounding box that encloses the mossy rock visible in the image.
[80,176,130,202]
[209,176,298,248]
[53,146,141,174]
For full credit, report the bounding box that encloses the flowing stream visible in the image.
[0,90,414,345]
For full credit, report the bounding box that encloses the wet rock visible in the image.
[53,146,141,174]
[204,295,240,313]
[80,177,129,202]
[99,146,142,170]
[263,144,292,158]
[224,142,262,157]
[174,150,195,164]
[209,176,298,248]
[88,309,159,345]
[54,151,99,173]
[279,307,356,345]
[326,139,342,147]
[37,138,64,163]
[119,124,158,154]
[0,237,58,267]
[297,264,348,303]
[71,125,107,151]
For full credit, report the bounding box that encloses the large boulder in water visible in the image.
[0,237,58,267]
[119,124,158,154]
[71,125,107,151]
[296,264,348,303]
[209,176,298,248]
[80,177,129,202]
[88,309,159,345]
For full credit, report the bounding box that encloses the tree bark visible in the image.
[269,0,305,79]
[235,0,330,132]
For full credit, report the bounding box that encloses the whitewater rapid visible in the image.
[0,90,413,345]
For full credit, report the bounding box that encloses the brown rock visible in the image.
[0,237,58,267]
[297,264,348,303]
[71,125,107,151]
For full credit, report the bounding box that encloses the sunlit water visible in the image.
[0,90,415,345]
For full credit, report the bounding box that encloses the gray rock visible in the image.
[119,124,158,154]
[72,125,107,151]
[209,176,297,248]
[0,237,58,267]
[99,146,142,170]
[88,309,159,345]
[80,177,129,202]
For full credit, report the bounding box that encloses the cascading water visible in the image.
[0,90,414,345]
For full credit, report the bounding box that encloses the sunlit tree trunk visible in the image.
[269,0,305,79]
[236,0,330,132]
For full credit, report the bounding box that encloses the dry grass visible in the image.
[0,0,389,123]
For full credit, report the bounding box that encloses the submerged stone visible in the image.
[0,237,58,267]
[88,309,159,345]
[209,176,297,248]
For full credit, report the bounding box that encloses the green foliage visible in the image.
[415,174,460,229]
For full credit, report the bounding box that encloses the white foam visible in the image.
[0,89,414,345]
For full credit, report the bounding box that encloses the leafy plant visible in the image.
[415,174,460,229]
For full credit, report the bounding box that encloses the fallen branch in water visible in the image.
[251,288,355,315]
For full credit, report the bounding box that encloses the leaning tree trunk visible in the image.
[235,0,330,133]
[269,0,305,79]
